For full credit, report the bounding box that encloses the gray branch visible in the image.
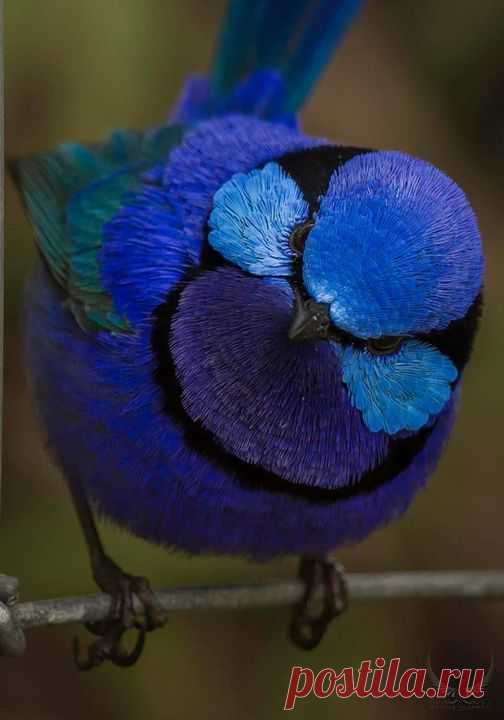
[2,571,504,657]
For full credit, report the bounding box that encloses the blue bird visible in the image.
[11,0,484,668]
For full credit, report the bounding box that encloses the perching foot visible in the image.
[73,554,167,670]
[289,556,348,650]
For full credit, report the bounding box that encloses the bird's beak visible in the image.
[288,287,331,342]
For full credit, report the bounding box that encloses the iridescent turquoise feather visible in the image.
[11,125,185,332]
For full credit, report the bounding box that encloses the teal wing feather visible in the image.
[11,125,184,332]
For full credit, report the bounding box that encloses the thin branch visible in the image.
[9,570,504,630]
[2,571,504,656]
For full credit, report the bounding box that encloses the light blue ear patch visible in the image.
[341,340,458,435]
[208,162,309,275]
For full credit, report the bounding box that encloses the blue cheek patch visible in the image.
[341,340,458,435]
[208,161,309,276]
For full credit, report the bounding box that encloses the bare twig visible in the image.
[2,571,504,657]
[1,571,503,632]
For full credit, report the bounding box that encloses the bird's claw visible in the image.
[73,620,146,670]
[73,557,167,670]
[289,557,348,650]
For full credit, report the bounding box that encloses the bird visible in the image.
[11,0,484,669]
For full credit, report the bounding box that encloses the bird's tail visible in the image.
[172,0,364,126]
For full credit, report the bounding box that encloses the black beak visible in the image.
[288,287,331,342]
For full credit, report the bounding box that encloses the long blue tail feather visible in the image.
[211,0,364,114]
[281,0,363,112]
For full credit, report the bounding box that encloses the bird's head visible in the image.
[170,145,483,491]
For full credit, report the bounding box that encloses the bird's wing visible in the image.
[11,126,185,333]
[172,0,364,125]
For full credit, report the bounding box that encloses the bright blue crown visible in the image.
[303,151,484,338]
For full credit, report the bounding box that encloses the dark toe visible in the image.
[73,565,166,670]
[289,557,348,650]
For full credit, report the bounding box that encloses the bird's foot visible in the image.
[289,556,348,650]
[73,554,167,670]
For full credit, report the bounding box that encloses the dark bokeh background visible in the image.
[3,2,504,718]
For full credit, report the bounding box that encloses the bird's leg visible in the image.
[289,556,348,650]
[67,478,167,670]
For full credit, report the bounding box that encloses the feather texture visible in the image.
[208,162,308,275]
[12,126,184,331]
[212,0,363,112]
[342,341,458,434]
[303,151,484,338]
[170,267,390,488]
[172,0,364,125]
[25,262,458,557]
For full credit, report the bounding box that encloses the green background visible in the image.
[3,1,504,718]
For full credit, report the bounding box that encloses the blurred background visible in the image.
[3,1,504,718]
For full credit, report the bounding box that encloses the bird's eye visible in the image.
[366,336,404,356]
[289,220,314,255]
